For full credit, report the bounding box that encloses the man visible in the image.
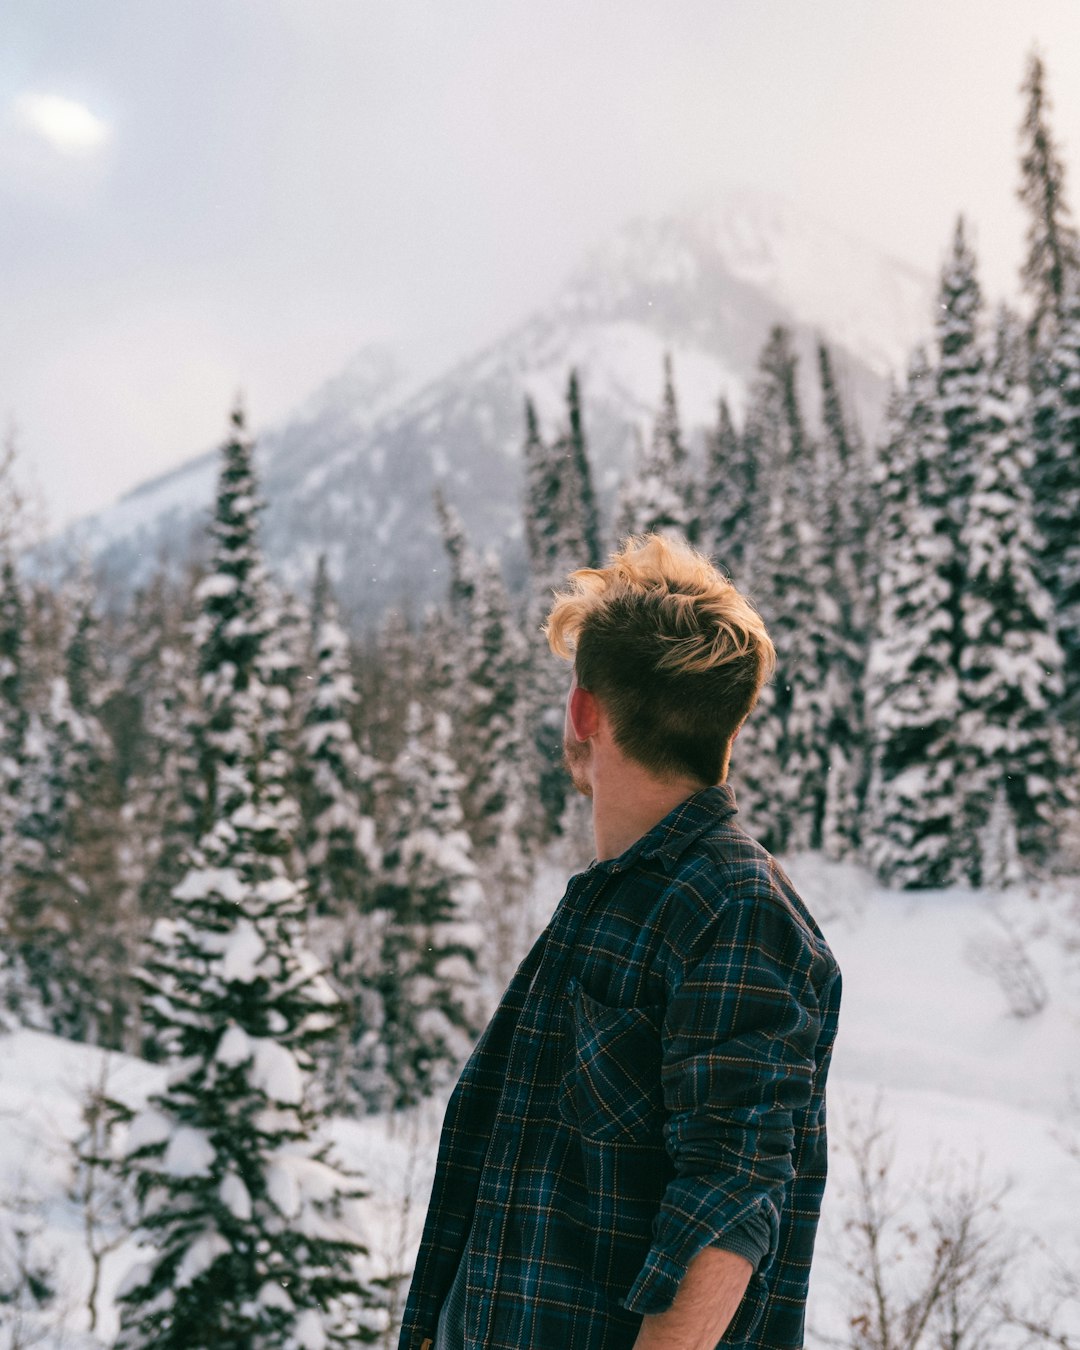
[399,534,841,1350]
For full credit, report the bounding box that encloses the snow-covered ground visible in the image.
[2,856,1078,1347]
[790,856,1080,1343]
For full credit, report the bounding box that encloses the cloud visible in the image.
[12,92,110,156]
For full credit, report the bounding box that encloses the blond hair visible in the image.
[545,534,775,784]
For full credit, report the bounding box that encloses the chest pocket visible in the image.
[558,978,666,1143]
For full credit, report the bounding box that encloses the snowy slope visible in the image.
[55,192,933,626]
[2,857,1077,1348]
[55,345,422,591]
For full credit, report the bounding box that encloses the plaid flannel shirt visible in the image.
[398,785,841,1350]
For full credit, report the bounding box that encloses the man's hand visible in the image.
[632,1247,753,1350]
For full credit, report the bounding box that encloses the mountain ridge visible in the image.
[59,192,934,626]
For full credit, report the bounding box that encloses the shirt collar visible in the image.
[593,783,738,874]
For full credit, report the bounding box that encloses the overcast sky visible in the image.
[3,1,1080,531]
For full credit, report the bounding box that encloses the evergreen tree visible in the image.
[522,372,601,598]
[370,702,483,1110]
[1031,280,1080,723]
[261,583,311,815]
[731,328,826,854]
[6,575,126,1044]
[360,605,423,774]
[433,489,477,621]
[522,396,551,589]
[296,563,383,1112]
[520,380,604,832]
[864,351,962,889]
[1017,51,1080,354]
[0,557,26,874]
[451,551,538,852]
[564,370,601,568]
[0,555,26,1019]
[298,567,378,917]
[433,495,538,954]
[114,576,202,938]
[131,644,201,902]
[817,343,873,630]
[727,676,785,852]
[615,354,697,543]
[117,404,382,1350]
[815,343,871,859]
[458,556,539,983]
[310,553,333,636]
[700,396,753,581]
[117,621,202,1058]
[957,310,1072,879]
[1019,55,1080,692]
[936,217,985,554]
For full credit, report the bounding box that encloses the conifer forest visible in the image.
[1,48,1080,1350]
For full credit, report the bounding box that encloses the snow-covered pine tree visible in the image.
[437,511,536,847]
[1018,55,1080,703]
[359,605,422,778]
[261,582,312,823]
[466,561,533,845]
[727,675,784,853]
[519,376,602,829]
[296,560,383,1112]
[0,554,26,1020]
[6,573,126,1044]
[433,487,478,624]
[931,218,987,824]
[815,342,871,859]
[864,350,962,889]
[1031,279,1080,724]
[957,309,1072,880]
[369,701,483,1110]
[522,372,601,604]
[112,583,203,1055]
[115,575,201,904]
[298,563,378,918]
[936,218,985,557]
[433,495,539,963]
[522,396,551,588]
[117,403,382,1350]
[615,353,698,543]
[700,396,754,582]
[1017,50,1080,355]
[817,342,873,631]
[460,555,540,982]
[0,556,25,864]
[310,553,333,637]
[730,327,826,854]
[562,370,602,568]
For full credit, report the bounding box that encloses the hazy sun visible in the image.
[13,92,111,155]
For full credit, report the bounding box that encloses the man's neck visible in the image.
[590,757,710,862]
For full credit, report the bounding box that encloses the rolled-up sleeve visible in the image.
[621,874,824,1325]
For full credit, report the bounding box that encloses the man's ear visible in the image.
[568,684,601,743]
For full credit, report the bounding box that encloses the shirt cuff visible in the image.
[712,1207,773,1271]
[621,1247,769,1343]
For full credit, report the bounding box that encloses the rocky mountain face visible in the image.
[64,192,933,628]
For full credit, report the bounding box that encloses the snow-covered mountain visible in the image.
[62,191,933,625]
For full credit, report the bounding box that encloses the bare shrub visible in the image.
[966,910,1048,1019]
[820,1100,1079,1350]
[69,1059,135,1335]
